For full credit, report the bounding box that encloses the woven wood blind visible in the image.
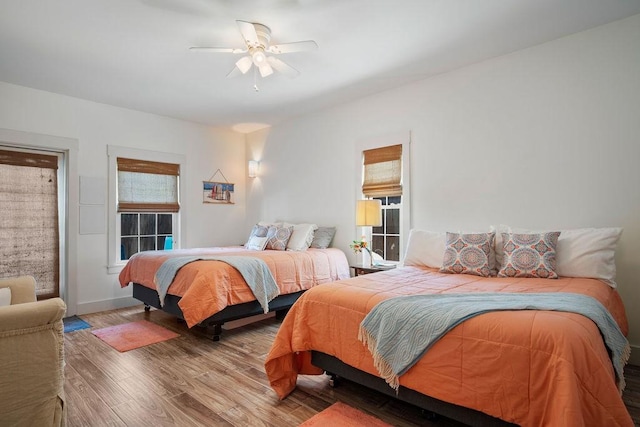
[362,144,402,197]
[117,157,180,213]
[0,149,60,299]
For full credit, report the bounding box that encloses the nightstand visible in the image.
[350,263,397,277]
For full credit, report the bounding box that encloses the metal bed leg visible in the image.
[326,372,340,388]
[210,323,222,342]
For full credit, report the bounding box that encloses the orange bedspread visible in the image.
[265,266,633,427]
[119,247,350,327]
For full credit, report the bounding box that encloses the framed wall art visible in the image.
[203,181,234,204]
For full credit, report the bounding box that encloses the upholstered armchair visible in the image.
[0,276,67,426]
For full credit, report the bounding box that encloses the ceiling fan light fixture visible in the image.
[190,20,317,81]
[236,56,253,74]
[258,63,273,77]
[251,49,267,66]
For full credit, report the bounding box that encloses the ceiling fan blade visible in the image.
[189,47,247,54]
[258,63,273,78]
[236,20,260,47]
[267,56,299,78]
[226,66,243,78]
[235,56,253,74]
[268,40,318,54]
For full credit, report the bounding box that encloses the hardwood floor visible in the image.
[65,306,640,426]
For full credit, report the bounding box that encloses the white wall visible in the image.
[0,81,246,315]
[247,15,640,361]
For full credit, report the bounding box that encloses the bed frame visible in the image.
[133,283,302,341]
[311,351,516,427]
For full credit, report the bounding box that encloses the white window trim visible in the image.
[107,145,186,274]
[355,132,411,259]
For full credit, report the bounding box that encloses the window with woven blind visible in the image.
[362,144,402,197]
[361,144,403,261]
[0,148,60,299]
[117,157,180,213]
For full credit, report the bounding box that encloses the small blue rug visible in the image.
[63,315,91,333]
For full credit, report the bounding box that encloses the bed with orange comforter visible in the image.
[265,266,633,426]
[119,247,350,339]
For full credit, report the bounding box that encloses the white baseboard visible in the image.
[629,344,640,366]
[76,296,139,316]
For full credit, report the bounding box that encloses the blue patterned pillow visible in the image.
[439,232,494,277]
[266,225,294,251]
[245,224,269,247]
[498,232,560,278]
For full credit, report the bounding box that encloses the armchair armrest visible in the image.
[0,297,66,426]
[0,298,66,334]
[0,275,37,304]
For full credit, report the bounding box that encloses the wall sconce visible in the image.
[248,160,260,178]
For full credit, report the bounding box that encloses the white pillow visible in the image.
[286,223,318,251]
[0,287,11,307]
[507,226,622,286]
[246,236,268,251]
[401,229,446,268]
[492,224,511,268]
[258,221,282,227]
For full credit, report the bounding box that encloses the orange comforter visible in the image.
[119,247,350,327]
[265,266,632,426]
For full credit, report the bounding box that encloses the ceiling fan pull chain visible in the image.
[253,67,259,92]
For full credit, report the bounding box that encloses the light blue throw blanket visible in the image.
[358,293,630,393]
[154,256,280,313]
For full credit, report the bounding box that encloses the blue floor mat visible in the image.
[63,315,91,333]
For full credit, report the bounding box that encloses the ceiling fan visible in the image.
[190,20,318,80]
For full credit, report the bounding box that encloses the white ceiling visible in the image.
[1,1,639,133]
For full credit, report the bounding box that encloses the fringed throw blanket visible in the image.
[358,292,630,393]
[154,256,280,313]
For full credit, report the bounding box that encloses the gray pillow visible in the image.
[310,227,336,249]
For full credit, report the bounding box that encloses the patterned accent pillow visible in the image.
[246,236,268,251]
[245,224,269,247]
[439,232,495,277]
[498,232,561,278]
[266,225,294,251]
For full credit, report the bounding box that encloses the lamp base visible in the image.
[361,249,373,268]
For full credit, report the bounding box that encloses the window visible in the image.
[361,144,404,262]
[120,213,173,260]
[0,148,62,298]
[108,146,185,272]
[117,157,179,261]
[371,196,401,261]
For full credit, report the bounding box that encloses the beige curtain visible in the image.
[117,157,180,213]
[362,144,402,197]
[0,149,59,299]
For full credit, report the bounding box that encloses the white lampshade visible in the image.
[248,160,260,178]
[356,199,382,227]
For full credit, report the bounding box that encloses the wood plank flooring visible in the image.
[65,306,640,426]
